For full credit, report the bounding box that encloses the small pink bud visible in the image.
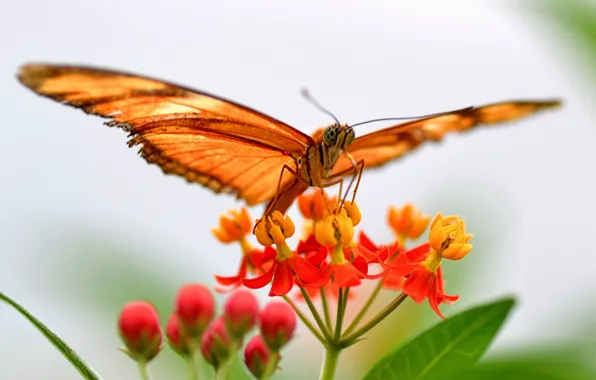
[166,313,190,356]
[244,335,278,379]
[223,289,259,338]
[200,317,234,369]
[175,284,215,337]
[259,301,296,351]
[118,301,162,362]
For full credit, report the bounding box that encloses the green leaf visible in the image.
[362,297,516,380]
[432,347,596,380]
[0,291,103,380]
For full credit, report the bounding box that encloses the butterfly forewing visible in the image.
[18,64,314,205]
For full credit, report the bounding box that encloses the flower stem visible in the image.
[299,287,334,341]
[263,352,279,379]
[334,288,344,341]
[342,280,383,336]
[137,360,151,380]
[341,292,408,347]
[185,355,198,380]
[283,295,326,344]
[320,287,333,332]
[333,288,350,341]
[319,346,341,380]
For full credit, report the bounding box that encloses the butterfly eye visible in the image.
[342,127,355,147]
[323,126,339,146]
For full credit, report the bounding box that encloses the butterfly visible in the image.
[17,63,561,219]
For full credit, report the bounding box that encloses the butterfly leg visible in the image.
[324,159,365,207]
[318,176,344,215]
[254,164,309,233]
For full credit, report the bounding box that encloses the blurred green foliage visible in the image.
[530,0,596,86]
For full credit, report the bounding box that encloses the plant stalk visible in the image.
[319,346,341,380]
[341,292,408,346]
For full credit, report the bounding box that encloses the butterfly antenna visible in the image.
[301,88,342,126]
[349,106,474,128]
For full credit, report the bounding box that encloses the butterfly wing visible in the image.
[18,64,315,205]
[329,99,562,175]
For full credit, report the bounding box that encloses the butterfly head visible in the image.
[322,124,355,150]
[317,124,356,175]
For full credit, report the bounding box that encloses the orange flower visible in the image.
[215,247,275,292]
[391,213,473,317]
[387,203,431,242]
[358,231,405,289]
[303,203,376,289]
[297,190,338,221]
[244,212,320,296]
[213,208,274,292]
[314,202,360,247]
[211,208,252,244]
[402,263,459,319]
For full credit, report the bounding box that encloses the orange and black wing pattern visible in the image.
[329,99,561,175]
[18,64,315,205]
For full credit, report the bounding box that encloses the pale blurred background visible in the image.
[1,1,595,379]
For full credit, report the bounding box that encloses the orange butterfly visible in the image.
[17,63,561,218]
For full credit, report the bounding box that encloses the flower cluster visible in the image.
[117,190,473,380]
[118,285,296,379]
[213,191,473,319]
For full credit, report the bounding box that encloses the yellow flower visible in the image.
[387,203,431,240]
[254,211,295,247]
[314,208,354,247]
[429,213,473,260]
[211,208,252,244]
[342,201,362,226]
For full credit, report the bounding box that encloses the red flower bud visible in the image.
[166,313,190,356]
[200,317,235,369]
[175,283,215,337]
[118,301,162,362]
[223,289,259,338]
[259,302,296,351]
[244,335,278,379]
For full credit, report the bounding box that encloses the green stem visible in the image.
[215,360,230,380]
[342,280,383,337]
[137,360,151,380]
[333,288,349,341]
[299,287,333,341]
[185,338,205,380]
[319,346,341,380]
[185,355,198,380]
[283,295,326,344]
[341,292,408,347]
[262,352,280,379]
[320,287,333,332]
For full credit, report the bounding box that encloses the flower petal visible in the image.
[402,266,434,303]
[289,254,322,283]
[243,263,276,289]
[306,246,328,266]
[214,274,243,287]
[404,242,431,262]
[269,261,294,296]
[331,263,361,288]
[358,231,379,251]
[296,234,321,254]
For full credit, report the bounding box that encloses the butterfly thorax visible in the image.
[303,124,355,187]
